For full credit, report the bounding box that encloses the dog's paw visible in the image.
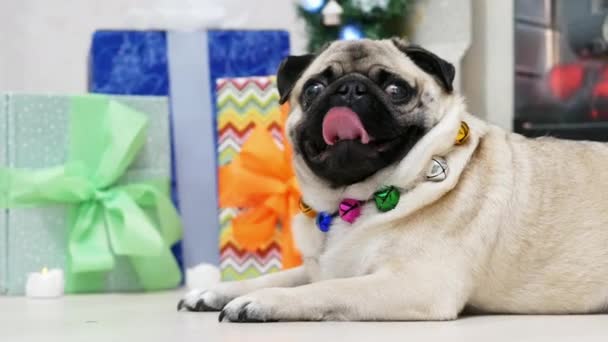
[177,288,232,312]
[218,289,289,323]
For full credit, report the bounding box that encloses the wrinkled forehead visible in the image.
[319,41,396,71]
[298,40,420,85]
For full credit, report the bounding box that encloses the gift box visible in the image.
[88,30,290,268]
[216,76,301,281]
[0,94,182,295]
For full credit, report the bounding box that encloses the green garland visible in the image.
[297,0,410,53]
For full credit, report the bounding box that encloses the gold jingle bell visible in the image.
[456,121,470,145]
[299,198,317,218]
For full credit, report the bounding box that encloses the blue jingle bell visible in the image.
[316,212,334,232]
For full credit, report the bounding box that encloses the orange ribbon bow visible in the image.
[218,105,302,269]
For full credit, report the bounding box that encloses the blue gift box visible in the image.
[88,30,290,268]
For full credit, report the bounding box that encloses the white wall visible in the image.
[462,0,514,131]
[406,0,472,93]
[0,0,307,93]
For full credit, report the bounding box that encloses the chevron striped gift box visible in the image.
[217,76,290,280]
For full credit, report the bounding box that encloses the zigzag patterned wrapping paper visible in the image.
[216,76,285,280]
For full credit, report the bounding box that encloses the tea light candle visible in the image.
[25,267,65,298]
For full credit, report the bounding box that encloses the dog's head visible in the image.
[278,38,456,188]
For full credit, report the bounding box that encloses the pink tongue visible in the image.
[322,107,371,145]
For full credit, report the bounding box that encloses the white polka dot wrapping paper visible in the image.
[0,94,181,295]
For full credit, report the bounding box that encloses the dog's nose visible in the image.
[336,81,367,101]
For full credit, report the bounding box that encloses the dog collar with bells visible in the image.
[301,121,470,233]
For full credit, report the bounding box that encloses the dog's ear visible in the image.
[277,54,316,104]
[391,39,455,93]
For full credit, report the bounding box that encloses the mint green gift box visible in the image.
[0,94,182,295]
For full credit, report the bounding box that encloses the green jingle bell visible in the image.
[373,186,400,212]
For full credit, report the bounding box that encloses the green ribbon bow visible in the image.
[0,95,182,292]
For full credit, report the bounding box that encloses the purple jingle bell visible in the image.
[338,198,363,224]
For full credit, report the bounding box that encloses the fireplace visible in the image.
[514,0,608,141]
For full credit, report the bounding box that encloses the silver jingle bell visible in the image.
[426,157,448,182]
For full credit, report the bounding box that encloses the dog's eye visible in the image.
[384,83,410,102]
[303,82,326,102]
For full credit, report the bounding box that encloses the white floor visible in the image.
[2,291,608,342]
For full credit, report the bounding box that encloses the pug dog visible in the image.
[179,38,608,322]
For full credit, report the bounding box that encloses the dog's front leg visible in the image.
[219,270,470,322]
[179,266,310,312]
